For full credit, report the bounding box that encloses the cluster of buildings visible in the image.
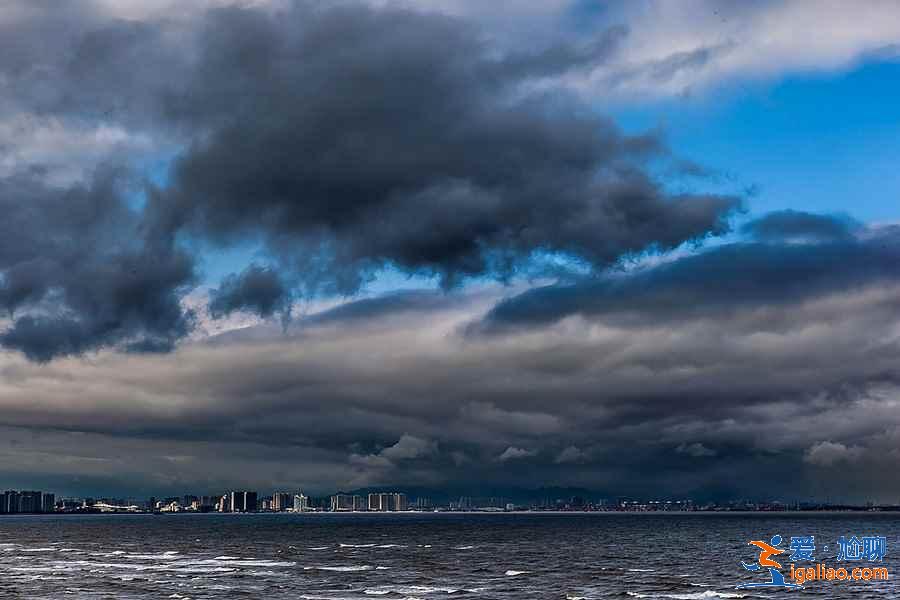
[147,491,418,513]
[153,491,310,513]
[33,490,417,514]
[156,491,413,513]
[330,492,408,512]
[0,490,55,514]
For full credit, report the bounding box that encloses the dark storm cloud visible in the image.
[209,264,289,320]
[479,214,900,330]
[0,170,196,361]
[742,209,860,241]
[0,0,739,356]
[150,2,739,295]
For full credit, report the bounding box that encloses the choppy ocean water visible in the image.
[0,512,897,599]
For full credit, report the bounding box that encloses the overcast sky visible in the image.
[2,0,900,502]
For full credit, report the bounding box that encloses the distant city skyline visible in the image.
[6,483,900,516]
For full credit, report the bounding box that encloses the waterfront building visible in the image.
[60,498,80,511]
[19,491,42,513]
[1,491,18,514]
[228,491,257,512]
[367,492,408,511]
[375,493,392,511]
[0,490,53,514]
[330,494,364,511]
[272,492,293,512]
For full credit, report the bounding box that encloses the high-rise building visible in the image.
[330,494,350,511]
[19,491,42,513]
[0,491,17,514]
[367,492,407,511]
[272,492,293,512]
[293,493,309,512]
[228,491,258,512]
[230,491,250,512]
[330,494,364,511]
[0,491,54,514]
[368,493,390,511]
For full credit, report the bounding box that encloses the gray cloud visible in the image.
[478,214,900,331]
[209,264,290,320]
[554,445,587,464]
[571,0,900,99]
[149,1,738,296]
[742,209,860,242]
[349,434,440,473]
[380,434,439,461]
[605,42,735,93]
[803,441,863,467]
[497,447,538,462]
[676,443,717,458]
[0,169,196,362]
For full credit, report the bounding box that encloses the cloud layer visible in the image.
[2,215,900,500]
